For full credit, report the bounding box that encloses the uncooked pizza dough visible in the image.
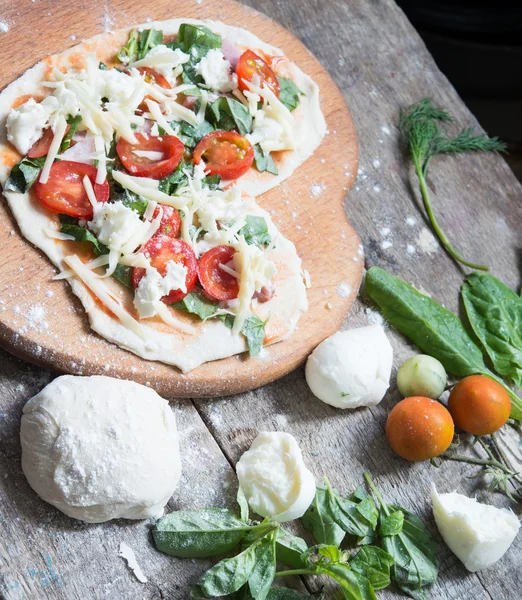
[20,375,181,523]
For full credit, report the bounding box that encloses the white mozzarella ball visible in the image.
[305,324,393,409]
[236,431,315,522]
[431,484,520,572]
[21,375,181,523]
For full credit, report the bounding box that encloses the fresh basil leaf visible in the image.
[380,511,404,537]
[203,174,221,190]
[277,77,303,112]
[265,591,316,600]
[240,216,271,248]
[350,546,394,591]
[60,223,103,254]
[59,114,82,153]
[379,506,438,600]
[253,144,278,175]
[4,156,46,193]
[326,482,378,543]
[159,162,190,195]
[114,189,149,217]
[117,29,139,64]
[365,267,522,420]
[137,29,163,60]
[275,529,308,569]
[111,264,133,288]
[173,291,219,320]
[220,313,236,329]
[205,97,252,136]
[302,485,345,547]
[198,543,257,596]
[462,272,522,388]
[242,315,267,357]
[236,486,250,522]
[176,120,214,150]
[303,544,347,567]
[177,23,222,54]
[323,564,377,600]
[99,62,108,70]
[153,508,253,558]
[248,534,277,600]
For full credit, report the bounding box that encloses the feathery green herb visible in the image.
[399,98,505,271]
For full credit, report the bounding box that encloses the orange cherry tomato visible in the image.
[116,133,184,180]
[448,375,511,435]
[34,161,109,219]
[193,130,254,180]
[236,49,280,97]
[198,245,239,301]
[386,396,454,462]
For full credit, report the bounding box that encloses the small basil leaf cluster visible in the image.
[153,473,438,599]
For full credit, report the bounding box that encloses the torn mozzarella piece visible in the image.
[196,49,238,93]
[236,431,316,522]
[305,324,393,409]
[133,262,188,319]
[132,45,190,81]
[431,484,520,572]
[6,98,56,155]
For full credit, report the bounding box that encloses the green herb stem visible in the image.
[274,569,316,578]
[362,472,389,517]
[413,154,489,271]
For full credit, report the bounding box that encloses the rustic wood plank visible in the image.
[0,0,521,599]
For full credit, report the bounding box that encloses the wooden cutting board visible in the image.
[0,0,361,397]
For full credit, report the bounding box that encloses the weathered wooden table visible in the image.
[1,1,521,599]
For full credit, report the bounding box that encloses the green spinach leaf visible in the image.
[176,120,214,150]
[59,114,82,153]
[350,546,394,590]
[242,315,268,357]
[117,29,139,64]
[198,543,257,596]
[153,508,254,558]
[159,162,191,195]
[176,23,222,54]
[240,216,271,248]
[205,97,253,135]
[277,77,303,112]
[60,223,103,254]
[253,144,278,175]
[113,188,149,217]
[137,29,163,60]
[365,267,522,420]
[4,156,46,193]
[302,485,345,547]
[173,291,219,320]
[275,528,308,569]
[248,534,277,600]
[462,272,522,387]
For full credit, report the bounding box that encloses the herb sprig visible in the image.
[153,474,438,599]
[399,99,506,272]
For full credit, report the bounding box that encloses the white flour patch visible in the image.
[365,307,384,326]
[336,282,352,298]
[406,244,416,255]
[310,183,326,197]
[0,20,9,33]
[405,216,416,226]
[381,240,393,250]
[119,542,147,583]
[102,5,114,33]
[416,227,439,255]
[381,126,391,135]
[69,35,77,41]
[372,159,381,169]
[380,227,390,237]
[274,414,288,428]
[24,304,49,331]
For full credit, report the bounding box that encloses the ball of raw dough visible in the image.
[305,324,393,409]
[20,375,181,523]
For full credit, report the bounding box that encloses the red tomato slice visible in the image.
[236,50,280,97]
[28,125,70,159]
[198,245,239,301]
[116,133,184,180]
[34,161,109,219]
[152,205,182,238]
[193,131,254,180]
[132,236,198,304]
[136,67,172,89]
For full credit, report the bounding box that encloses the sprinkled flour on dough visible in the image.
[336,282,352,298]
[119,542,147,583]
[416,227,439,255]
[310,183,326,197]
[0,20,9,33]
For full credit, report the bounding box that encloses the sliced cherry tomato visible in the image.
[193,131,254,180]
[28,125,70,159]
[116,133,184,180]
[136,67,172,90]
[132,236,197,304]
[34,161,109,219]
[152,205,182,238]
[198,245,239,301]
[236,49,280,97]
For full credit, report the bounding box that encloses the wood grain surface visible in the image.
[1,1,521,600]
[0,0,361,398]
